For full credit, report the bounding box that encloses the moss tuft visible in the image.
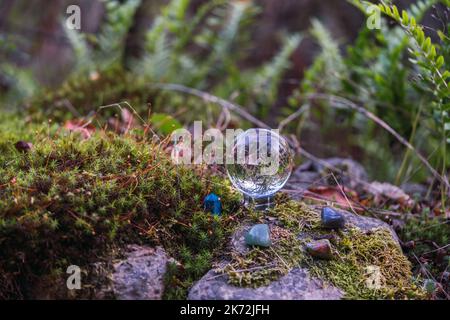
[0,112,242,299]
[306,228,425,299]
[220,226,304,288]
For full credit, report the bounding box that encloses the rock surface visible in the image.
[328,207,400,243]
[112,245,173,300]
[286,157,368,195]
[188,267,343,300]
[189,203,402,300]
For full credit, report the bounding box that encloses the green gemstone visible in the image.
[245,224,271,247]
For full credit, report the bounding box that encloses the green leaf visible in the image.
[442,71,450,80]
[150,113,183,135]
[422,37,431,53]
[385,6,392,16]
[392,5,400,19]
[416,28,425,45]
[429,45,437,60]
[436,56,445,69]
[401,10,409,25]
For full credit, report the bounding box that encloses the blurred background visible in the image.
[1,0,426,86]
[0,0,448,184]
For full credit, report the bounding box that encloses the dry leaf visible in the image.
[64,120,96,139]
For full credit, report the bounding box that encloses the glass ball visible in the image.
[226,129,293,205]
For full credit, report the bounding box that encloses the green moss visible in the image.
[269,199,321,232]
[399,208,449,297]
[0,112,242,299]
[220,227,304,288]
[24,66,151,123]
[22,65,222,127]
[0,111,424,300]
[222,199,424,299]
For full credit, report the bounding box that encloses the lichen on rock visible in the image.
[304,227,424,299]
[194,199,424,300]
[220,226,304,288]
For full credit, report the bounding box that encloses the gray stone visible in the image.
[188,267,343,300]
[245,224,271,247]
[335,207,400,243]
[321,207,346,229]
[230,225,252,256]
[306,239,333,260]
[323,158,368,187]
[112,245,174,300]
[401,183,428,199]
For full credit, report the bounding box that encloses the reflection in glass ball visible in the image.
[226,129,293,209]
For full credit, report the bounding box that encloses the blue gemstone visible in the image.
[321,207,345,229]
[203,193,222,216]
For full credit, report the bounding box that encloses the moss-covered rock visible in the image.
[0,112,425,300]
[0,112,242,299]
[189,200,425,300]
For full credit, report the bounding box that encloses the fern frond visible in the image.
[213,1,251,59]
[378,1,449,147]
[302,19,346,93]
[95,0,141,66]
[378,2,449,92]
[175,0,227,51]
[63,22,92,72]
[253,34,302,104]
[63,0,140,73]
[408,0,439,21]
[137,0,197,81]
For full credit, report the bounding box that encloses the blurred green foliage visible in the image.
[0,0,449,299]
[284,0,449,187]
[0,111,242,298]
[1,0,449,190]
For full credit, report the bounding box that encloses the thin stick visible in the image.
[98,101,159,138]
[152,83,449,195]
[151,83,270,129]
[270,247,290,270]
[303,93,450,194]
[330,172,359,216]
[278,103,308,132]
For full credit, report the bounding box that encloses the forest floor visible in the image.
[0,108,448,299]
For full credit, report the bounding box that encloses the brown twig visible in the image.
[303,93,450,195]
[152,83,449,196]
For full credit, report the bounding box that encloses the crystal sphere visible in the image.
[226,129,293,205]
